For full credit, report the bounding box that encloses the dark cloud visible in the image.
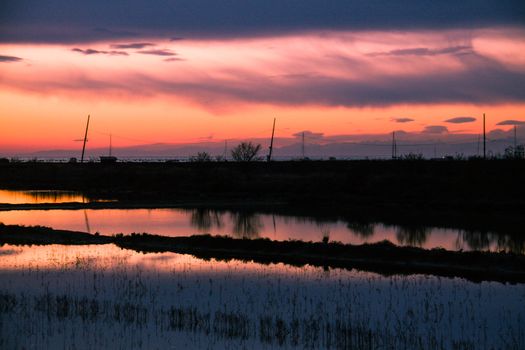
[292,131,324,140]
[422,125,449,134]
[164,57,184,62]
[497,120,525,125]
[0,55,22,63]
[1,1,524,43]
[444,117,477,123]
[138,49,176,56]
[370,46,473,57]
[392,118,415,123]
[72,48,128,56]
[110,42,154,49]
[5,50,525,107]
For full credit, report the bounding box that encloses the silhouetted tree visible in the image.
[504,145,525,159]
[231,142,262,162]
[190,152,212,162]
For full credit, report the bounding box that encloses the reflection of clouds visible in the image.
[230,212,263,239]
[396,226,430,247]
[346,222,375,238]
[190,209,224,231]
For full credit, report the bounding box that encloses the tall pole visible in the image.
[267,118,276,162]
[81,115,90,163]
[109,134,112,156]
[223,140,227,159]
[483,113,486,159]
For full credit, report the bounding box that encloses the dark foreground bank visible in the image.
[1,160,525,234]
[1,224,524,283]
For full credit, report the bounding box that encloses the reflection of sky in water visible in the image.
[0,244,523,349]
[0,189,88,204]
[0,208,523,253]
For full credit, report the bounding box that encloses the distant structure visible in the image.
[100,134,117,164]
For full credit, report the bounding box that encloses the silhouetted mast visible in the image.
[267,118,276,162]
[81,115,90,163]
[109,134,112,157]
[483,113,486,159]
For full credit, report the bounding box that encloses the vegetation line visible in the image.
[1,224,524,284]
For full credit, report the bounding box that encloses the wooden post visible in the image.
[81,115,90,163]
[267,118,276,162]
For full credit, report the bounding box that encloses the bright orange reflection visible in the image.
[0,190,88,204]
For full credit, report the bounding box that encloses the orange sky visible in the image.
[1,29,524,152]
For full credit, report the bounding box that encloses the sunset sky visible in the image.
[1,1,525,156]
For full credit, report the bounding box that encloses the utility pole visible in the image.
[223,140,227,159]
[267,118,276,162]
[81,115,90,163]
[483,113,486,159]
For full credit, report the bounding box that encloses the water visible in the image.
[0,244,523,349]
[0,189,102,204]
[0,208,523,253]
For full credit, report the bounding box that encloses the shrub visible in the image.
[231,142,262,162]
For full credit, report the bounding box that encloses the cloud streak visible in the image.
[422,126,449,134]
[138,49,177,56]
[0,55,22,63]
[2,31,525,109]
[392,118,415,123]
[369,46,473,57]
[72,48,128,56]
[444,117,476,123]
[4,54,525,108]
[110,42,155,49]
[497,120,525,125]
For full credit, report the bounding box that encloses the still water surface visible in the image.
[0,189,100,204]
[0,244,523,349]
[1,189,522,253]
[1,207,522,253]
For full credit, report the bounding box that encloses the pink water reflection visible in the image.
[0,208,512,252]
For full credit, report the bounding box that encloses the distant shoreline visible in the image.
[1,224,524,284]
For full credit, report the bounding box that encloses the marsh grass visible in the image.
[0,244,524,349]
